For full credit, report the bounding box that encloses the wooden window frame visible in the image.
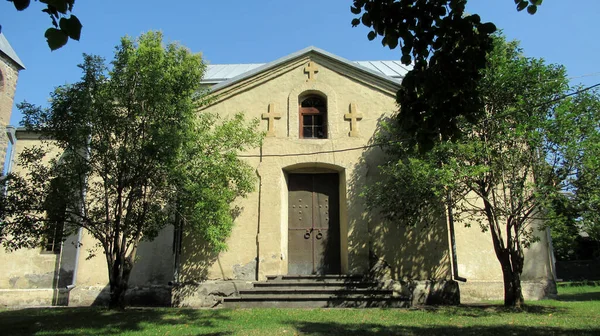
[299,96,327,139]
[41,221,64,254]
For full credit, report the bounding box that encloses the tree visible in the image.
[351,0,543,150]
[0,31,263,308]
[7,0,82,50]
[568,90,600,248]
[545,192,581,261]
[364,35,600,307]
[550,87,600,260]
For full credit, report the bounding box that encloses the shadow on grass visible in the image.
[290,322,600,336]
[411,304,567,317]
[0,307,231,336]
[558,292,600,302]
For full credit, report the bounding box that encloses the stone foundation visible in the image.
[0,288,60,307]
[384,280,460,306]
[0,279,556,308]
[172,281,254,308]
[459,279,557,303]
[0,285,173,308]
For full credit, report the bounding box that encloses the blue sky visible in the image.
[1,1,599,125]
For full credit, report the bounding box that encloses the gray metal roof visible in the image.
[202,47,411,86]
[354,61,411,79]
[0,33,25,70]
[203,63,264,83]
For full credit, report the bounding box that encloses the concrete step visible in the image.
[266,274,365,281]
[239,288,393,295]
[255,281,380,288]
[222,295,409,308]
[220,274,408,308]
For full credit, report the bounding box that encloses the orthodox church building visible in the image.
[0,40,556,307]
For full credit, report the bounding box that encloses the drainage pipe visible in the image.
[66,133,90,291]
[66,227,83,290]
[447,192,467,282]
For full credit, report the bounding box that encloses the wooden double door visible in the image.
[288,173,341,275]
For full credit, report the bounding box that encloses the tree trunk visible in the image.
[108,256,133,309]
[500,255,524,308]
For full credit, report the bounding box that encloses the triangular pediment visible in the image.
[207,47,405,102]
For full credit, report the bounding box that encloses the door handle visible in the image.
[304,228,312,239]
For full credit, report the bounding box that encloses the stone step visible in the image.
[254,281,380,288]
[228,293,401,300]
[222,295,410,309]
[220,275,408,309]
[239,288,393,295]
[266,274,365,281]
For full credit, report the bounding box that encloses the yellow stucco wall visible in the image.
[178,55,452,282]
[0,133,175,306]
[0,136,65,293]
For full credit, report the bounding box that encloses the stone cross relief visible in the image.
[262,103,281,137]
[345,103,363,137]
[304,61,319,81]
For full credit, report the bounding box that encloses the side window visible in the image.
[43,221,64,254]
[299,95,327,139]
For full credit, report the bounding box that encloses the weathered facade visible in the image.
[0,46,556,307]
[0,33,24,173]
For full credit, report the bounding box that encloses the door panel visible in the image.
[313,174,340,274]
[288,173,340,275]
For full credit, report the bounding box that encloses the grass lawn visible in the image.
[1,283,599,336]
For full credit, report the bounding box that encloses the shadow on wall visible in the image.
[346,115,451,281]
[172,230,219,305]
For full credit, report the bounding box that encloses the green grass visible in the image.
[2,284,600,336]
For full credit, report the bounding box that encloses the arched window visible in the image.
[299,95,327,139]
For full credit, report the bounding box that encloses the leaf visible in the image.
[361,13,371,27]
[479,22,497,34]
[59,15,82,40]
[45,28,68,50]
[351,18,361,27]
[40,0,69,14]
[527,5,537,15]
[367,31,377,41]
[11,0,30,11]
[401,54,411,65]
[516,1,528,11]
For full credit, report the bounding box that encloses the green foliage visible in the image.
[351,0,543,150]
[0,31,262,307]
[175,113,262,252]
[545,193,581,261]
[8,0,81,50]
[365,34,600,306]
[565,91,600,245]
[547,87,600,259]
